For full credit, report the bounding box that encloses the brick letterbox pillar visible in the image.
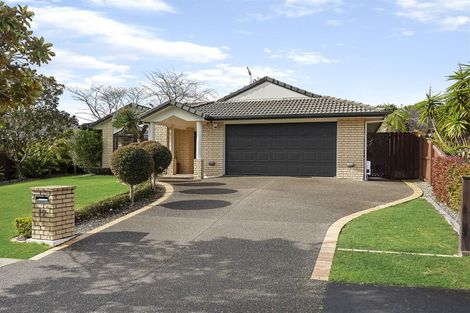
[30,186,76,246]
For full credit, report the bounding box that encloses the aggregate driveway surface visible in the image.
[0,177,411,313]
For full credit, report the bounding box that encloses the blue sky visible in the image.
[6,0,470,121]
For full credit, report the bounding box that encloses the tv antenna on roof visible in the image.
[247,67,252,84]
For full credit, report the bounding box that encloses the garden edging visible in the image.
[30,182,174,261]
[310,181,423,281]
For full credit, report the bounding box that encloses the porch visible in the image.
[145,106,205,180]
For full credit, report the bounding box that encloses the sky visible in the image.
[5,0,470,122]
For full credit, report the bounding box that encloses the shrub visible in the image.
[75,182,158,222]
[70,129,102,173]
[111,145,153,204]
[432,156,470,211]
[139,141,172,190]
[89,167,113,175]
[15,217,32,239]
[0,165,4,181]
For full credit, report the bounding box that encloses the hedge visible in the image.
[75,182,160,223]
[432,156,470,211]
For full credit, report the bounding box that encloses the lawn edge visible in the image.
[310,180,422,281]
[29,182,174,261]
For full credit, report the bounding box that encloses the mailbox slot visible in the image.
[35,195,49,204]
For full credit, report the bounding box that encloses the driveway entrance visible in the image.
[0,177,411,312]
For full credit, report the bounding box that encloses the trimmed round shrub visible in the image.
[139,141,172,176]
[111,145,153,203]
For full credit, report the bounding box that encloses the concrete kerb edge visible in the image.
[310,180,423,281]
[30,182,174,261]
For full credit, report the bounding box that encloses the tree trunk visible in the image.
[129,185,134,205]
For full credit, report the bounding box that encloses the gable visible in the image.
[227,81,310,102]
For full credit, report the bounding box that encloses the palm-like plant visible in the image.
[382,107,410,132]
[415,88,444,141]
[113,106,148,142]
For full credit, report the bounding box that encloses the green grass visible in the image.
[331,251,470,290]
[0,175,127,259]
[337,199,458,255]
[331,199,469,289]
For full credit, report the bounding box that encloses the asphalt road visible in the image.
[0,176,411,312]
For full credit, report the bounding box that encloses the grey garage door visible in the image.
[225,123,337,176]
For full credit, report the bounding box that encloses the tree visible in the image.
[415,88,444,141]
[111,146,153,204]
[69,129,102,172]
[112,106,148,142]
[146,69,216,104]
[378,104,410,132]
[0,2,55,110]
[69,85,152,120]
[0,76,78,177]
[139,141,172,190]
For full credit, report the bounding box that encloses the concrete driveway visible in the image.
[0,177,411,313]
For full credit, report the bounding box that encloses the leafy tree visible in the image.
[0,76,77,177]
[380,105,410,132]
[0,2,55,110]
[113,106,148,142]
[111,146,153,204]
[139,141,172,190]
[69,129,102,173]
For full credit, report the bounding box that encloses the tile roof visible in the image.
[194,96,386,120]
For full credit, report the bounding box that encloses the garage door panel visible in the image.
[226,123,337,176]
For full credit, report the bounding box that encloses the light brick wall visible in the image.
[174,128,195,174]
[202,122,225,177]
[31,186,75,241]
[93,119,113,168]
[337,119,365,180]
[155,125,168,146]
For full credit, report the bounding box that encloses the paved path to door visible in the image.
[0,177,411,312]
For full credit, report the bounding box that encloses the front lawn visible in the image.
[330,199,470,289]
[0,175,128,259]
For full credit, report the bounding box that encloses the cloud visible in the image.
[396,0,470,30]
[42,49,132,87]
[31,6,228,63]
[88,0,175,12]
[252,0,342,20]
[187,64,296,96]
[401,29,415,36]
[265,49,338,65]
[325,19,342,26]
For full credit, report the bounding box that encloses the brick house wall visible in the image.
[336,119,365,180]
[155,125,168,146]
[202,122,225,177]
[93,119,113,168]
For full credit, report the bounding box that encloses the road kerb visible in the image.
[310,181,423,281]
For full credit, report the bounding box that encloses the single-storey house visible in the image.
[89,77,387,180]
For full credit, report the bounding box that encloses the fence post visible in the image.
[460,176,470,256]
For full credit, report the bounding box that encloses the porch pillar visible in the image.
[167,127,177,175]
[194,121,204,180]
[148,122,155,141]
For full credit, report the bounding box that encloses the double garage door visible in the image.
[225,122,337,177]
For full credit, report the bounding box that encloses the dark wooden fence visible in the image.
[367,132,421,179]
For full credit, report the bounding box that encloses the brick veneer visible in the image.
[202,122,225,177]
[93,119,113,168]
[337,119,365,180]
[31,186,75,241]
[155,125,168,145]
